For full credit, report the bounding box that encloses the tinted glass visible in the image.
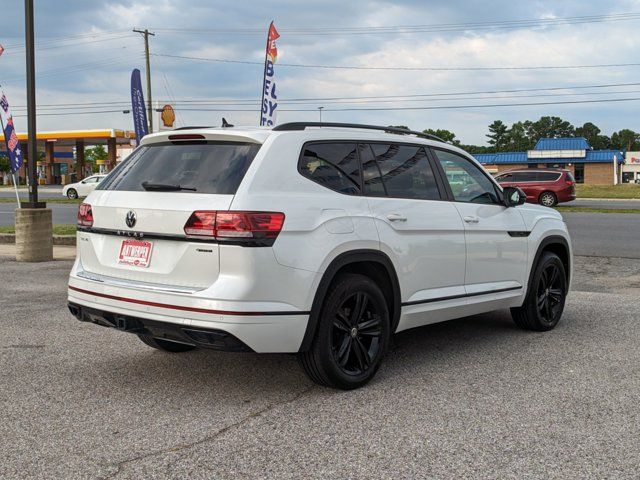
[496,173,514,182]
[566,171,576,182]
[299,143,361,195]
[98,142,260,194]
[538,172,561,182]
[370,143,440,200]
[359,144,386,196]
[434,149,500,204]
[513,171,537,182]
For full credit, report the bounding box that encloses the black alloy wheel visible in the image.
[511,251,567,331]
[331,291,383,375]
[536,262,565,326]
[299,273,390,390]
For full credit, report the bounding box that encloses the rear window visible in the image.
[98,141,261,194]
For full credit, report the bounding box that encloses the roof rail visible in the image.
[272,122,445,142]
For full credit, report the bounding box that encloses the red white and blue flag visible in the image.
[0,89,24,174]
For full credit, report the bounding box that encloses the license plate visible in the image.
[118,239,153,268]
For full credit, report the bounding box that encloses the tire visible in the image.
[539,191,557,207]
[137,334,196,352]
[511,252,567,331]
[66,188,78,200]
[298,273,390,390]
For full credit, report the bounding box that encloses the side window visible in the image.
[538,172,561,182]
[85,177,98,183]
[433,149,501,205]
[496,173,513,182]
[513,172,536,182]
[370,143,441,200]
[299,143,361,195]
[359,144,386,197]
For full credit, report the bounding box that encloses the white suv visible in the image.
[68,123,572,390]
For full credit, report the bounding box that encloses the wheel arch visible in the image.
[528,235,571,290]
[298,249,401,352]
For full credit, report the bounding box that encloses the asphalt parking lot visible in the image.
[1,254,639,479]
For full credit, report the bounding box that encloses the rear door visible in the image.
[362,143,467,329]
[431,148,528,297]
[78,140,261,289]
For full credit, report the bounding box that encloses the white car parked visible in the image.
[62,174,107,199]
[67,123,572,389]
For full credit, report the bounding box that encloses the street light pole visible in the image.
[318,106,324,123]
[24,0,40,207]
[133,28,155,133]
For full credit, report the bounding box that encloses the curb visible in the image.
[578,197,640,202]
[0,234,76,245]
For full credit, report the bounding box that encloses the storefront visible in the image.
[475,137,624,185]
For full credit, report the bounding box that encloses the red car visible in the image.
[494,168,576,207]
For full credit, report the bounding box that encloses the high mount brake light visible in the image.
[183,211,285,245]
[78,203,93,227]
[168,134,206,141]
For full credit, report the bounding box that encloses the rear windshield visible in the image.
[98,141,261,194]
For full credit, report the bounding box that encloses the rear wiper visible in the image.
[141,182,197,192]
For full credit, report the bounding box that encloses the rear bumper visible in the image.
[67,277,310,353]
[69,302,253,352]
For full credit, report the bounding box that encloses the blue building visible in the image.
[474,137,624,184]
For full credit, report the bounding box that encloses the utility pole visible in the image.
[133,28,155,133]
[24,0,39,207]
[318,106,324,123]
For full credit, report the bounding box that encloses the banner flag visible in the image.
[0,44,4,57]
[0,88,24,174]
[260,21,280,126]
[130,69,149,146]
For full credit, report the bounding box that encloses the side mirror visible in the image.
[503,186,526,207]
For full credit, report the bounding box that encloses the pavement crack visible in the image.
[100,384,315,479]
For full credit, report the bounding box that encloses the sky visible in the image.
[1,0,640,145]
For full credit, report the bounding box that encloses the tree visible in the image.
[506,121,534,151]
[575,122,611,150]
[525,116,575,141]
[85,145,108,163]
[611,129,640,151]
[0,153,9,173]
[486,120,509,151]
[423,128,459,145]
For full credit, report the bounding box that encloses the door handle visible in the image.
[386,213,407,222]
[463,216,479,224]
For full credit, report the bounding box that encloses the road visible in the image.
[0,202,79,225]
[1,254,638,478]
[2,203,639,260]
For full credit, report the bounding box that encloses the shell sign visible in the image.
[160,104,176,129]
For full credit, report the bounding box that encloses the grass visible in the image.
[0,197,81,204]
[0,224,77,235]
[575,184,640,199]
[555,206,640,214]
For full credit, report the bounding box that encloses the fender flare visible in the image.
[298,249,401,352]
[526,235,571,294]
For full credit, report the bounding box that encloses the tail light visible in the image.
[184,211,285,246]
[77,203,93,227]
[565,180,574,186]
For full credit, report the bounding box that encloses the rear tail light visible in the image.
[565,180,574,186]
[183,211,285,246]
[77,203,93,227]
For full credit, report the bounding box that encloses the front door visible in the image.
[432,148,528,297]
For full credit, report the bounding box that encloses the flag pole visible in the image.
[259,21,273,126]
[0,108,20,208]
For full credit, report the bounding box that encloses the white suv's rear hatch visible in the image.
[77,138,261,290]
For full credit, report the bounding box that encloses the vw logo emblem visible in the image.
[125,210,137,229]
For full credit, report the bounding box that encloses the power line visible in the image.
[151,12,640,36]
[12,96,640,117]
[10,82,640,110]
[153,52,640,72]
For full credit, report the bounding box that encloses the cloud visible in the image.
[1,0,639,144]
